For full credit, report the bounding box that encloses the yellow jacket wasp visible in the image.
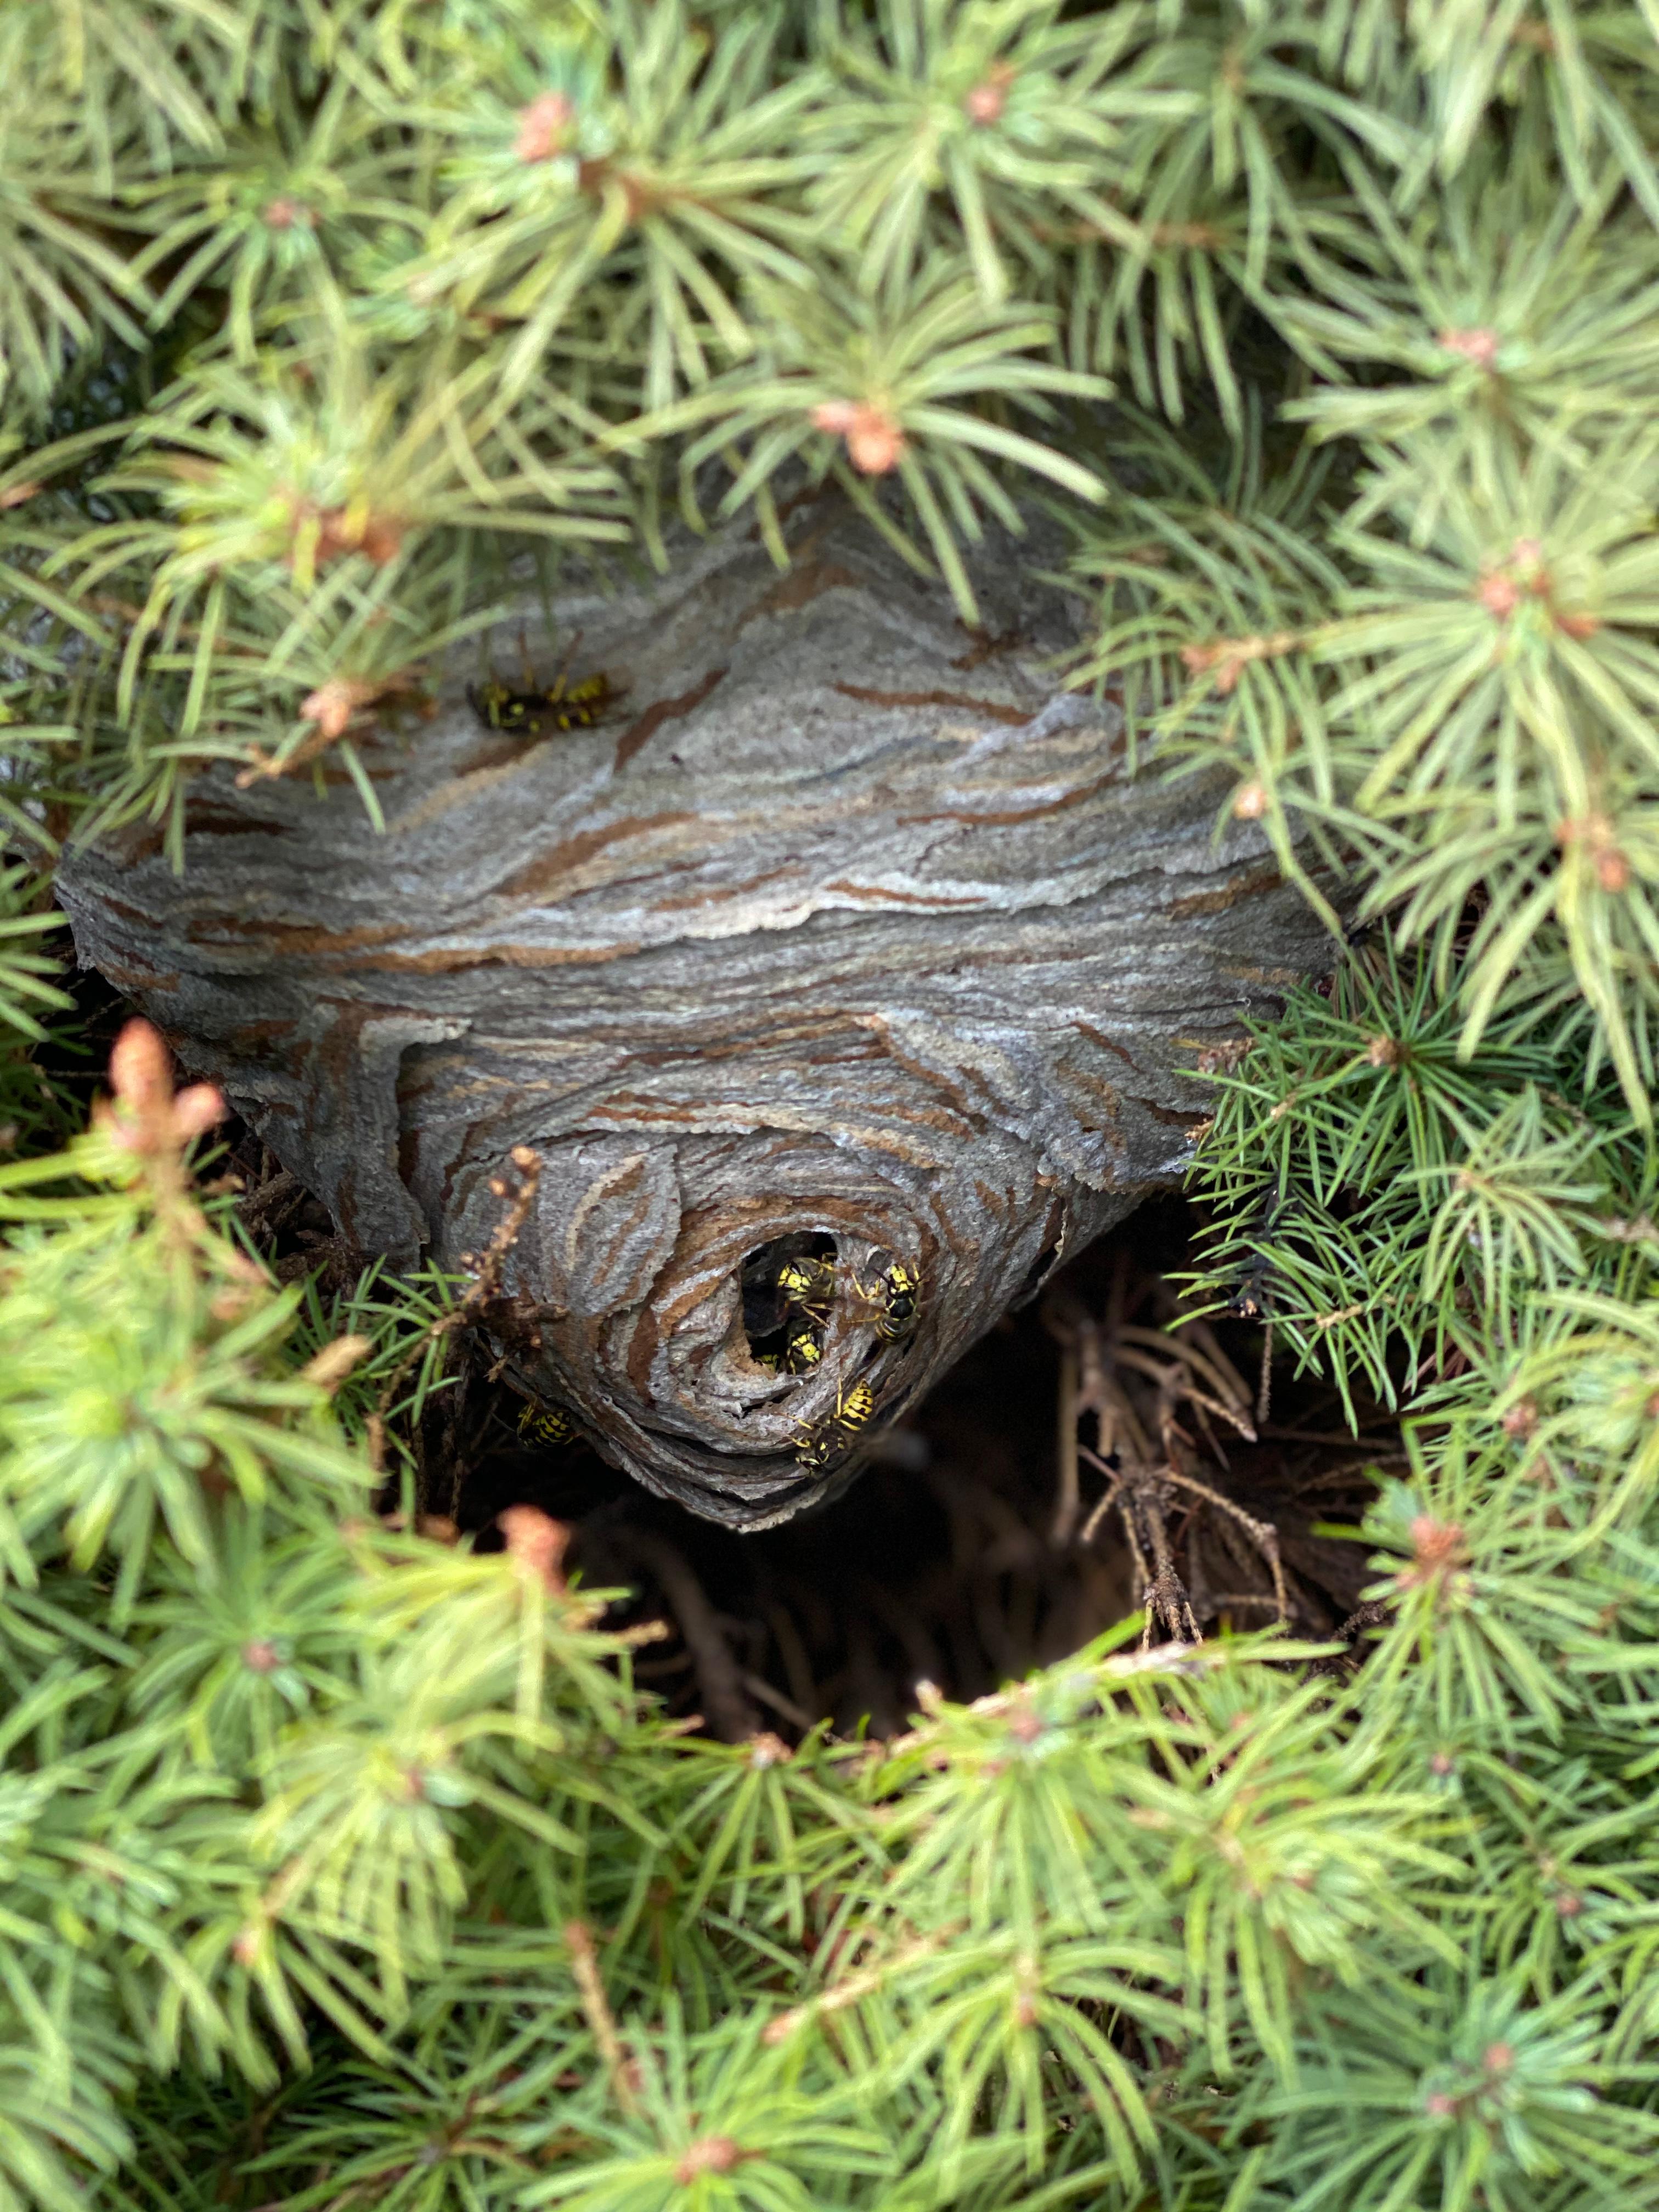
[467,630,616,735]
[793,1379,876,1470]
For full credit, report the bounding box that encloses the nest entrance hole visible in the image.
[741,1231,840,1368]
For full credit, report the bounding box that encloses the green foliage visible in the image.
[0,1023,1656,2206]
[4,0,1659,2205]
[1183,932,1649,1410]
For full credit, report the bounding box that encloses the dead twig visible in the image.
[377,1145,542,1416]
[615,1531,760,1745]
[564,1920,639,2114]
[1053,1273,1289,1643]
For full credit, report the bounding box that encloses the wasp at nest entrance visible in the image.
[741,1233,922,1374]
[742,1232,840,1375]
[466,628,619,736]
[738,1231,923,1476]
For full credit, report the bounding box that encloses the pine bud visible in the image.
[301,1334,373,1392]
[515,91,576,163]
[1232,780,1268,820]
[810,400,906,475]
[171,1083,227,1141]
[499,1504,572,1592]
[1437,326,1499,370]
[106,1018,226,1155]
[300,676,381,740]
[964,61,1015,123]
[673,2138,744,2183]
[109,1018,172,1119]
[1397,1515,1468,1589]
[1499,1397,1538,1440]
[1477,571,1519,619]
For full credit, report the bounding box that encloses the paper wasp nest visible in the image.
[58,495,1330,1527]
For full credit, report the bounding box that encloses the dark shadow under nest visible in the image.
[416,1194,1406,1743]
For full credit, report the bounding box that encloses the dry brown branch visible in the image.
[377,1146,543,1415]
[614,1531,760,1744]
[564,1921,638,2114]
[1052,1275,1289,1641]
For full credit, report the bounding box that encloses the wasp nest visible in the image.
[58,495,1331,1527]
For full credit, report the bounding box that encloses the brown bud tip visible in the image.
[1499,1397,1538,1440]
[1554,1890,1582,1916]
[515,89,576,163]
[1429,1751,1454,1775]
[242,1640,280,1673]
[1477,572,1520,619]
[810,399,906,473]
[109,1018,173,1115]
[747,1731,790,1769]
[1232,779,1268,820]
[357,517,404,566]
[1437,326,1500,370]
[1596,849,1630,893]
[845,405,906,476]
[262,196,312,229]
[301,1333,374,1392]
[673,2138,744,2185]
[171,1082,227,1141]
[1365,1035,1401,1068]
[964,62,1015,123]
[1483,2041,1514,2073]
[1425,2090,1457,2117]
[1398,1514,1468,1588]
[300,678,367,740]
[498,1504,572,1592]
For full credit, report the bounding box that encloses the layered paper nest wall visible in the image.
[59,495,1331,1525]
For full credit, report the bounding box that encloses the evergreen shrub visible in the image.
[3,3,1659,2206]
